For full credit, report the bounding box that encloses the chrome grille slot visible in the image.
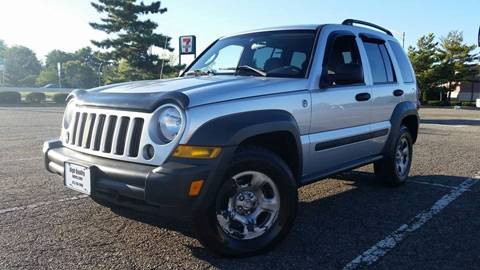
[115,117,130,155]
[92,114,106,151]
[71,112,80,145]
[76,112,88,146]
[103,115,117,153]
[128,118,144,157]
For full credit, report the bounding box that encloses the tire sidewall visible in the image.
[392,127,413,183]
[193,148,298,257]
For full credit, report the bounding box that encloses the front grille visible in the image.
[68,112,144,158]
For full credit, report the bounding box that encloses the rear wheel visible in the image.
[193,147,298,257]
[374,125,413,186]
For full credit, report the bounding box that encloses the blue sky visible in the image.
[0,0,478,62]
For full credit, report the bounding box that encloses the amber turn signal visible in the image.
[189,180,204,196]
[173,145,221,159]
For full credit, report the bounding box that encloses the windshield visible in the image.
[185,30,316,78]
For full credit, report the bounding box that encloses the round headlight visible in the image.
[63,101,75,129]
[157,105,182,142]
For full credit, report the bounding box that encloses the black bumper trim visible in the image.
[43,140,233,217]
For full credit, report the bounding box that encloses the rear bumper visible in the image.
[43,140,233,218]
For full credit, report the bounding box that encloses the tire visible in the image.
[192,146,298,257]
[374,125,413,186]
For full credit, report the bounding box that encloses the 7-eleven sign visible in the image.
[179,35,196,55]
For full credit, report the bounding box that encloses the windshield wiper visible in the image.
[221,65,267,77]
[184,69,215,77]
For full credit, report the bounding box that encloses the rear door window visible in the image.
[363,42,396,84]
[388,41,415,83]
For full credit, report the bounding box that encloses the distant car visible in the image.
[43,19,419,257]
[42,84,58,88]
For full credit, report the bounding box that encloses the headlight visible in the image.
[63,101,75,129]
[157,105,182,143]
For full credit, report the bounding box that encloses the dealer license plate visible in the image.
[64,162,91,195]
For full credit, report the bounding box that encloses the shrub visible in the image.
[426,100,443,106]
[461,101,475,107]
[450,101,461,106]
[0,91,21,104]
[25,92,46,104]
[52,93,69,104]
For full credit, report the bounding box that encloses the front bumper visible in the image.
[43,140,232,218]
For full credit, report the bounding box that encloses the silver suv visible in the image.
[43,19,419,257]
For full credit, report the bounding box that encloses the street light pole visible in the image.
[98,62,104,87]
[57,62,62,88]
[160,36,168,79]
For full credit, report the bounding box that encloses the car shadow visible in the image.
[105,203,196,238]
[421,118,480,126]
[102,171,470,269]
[185,171,470,269]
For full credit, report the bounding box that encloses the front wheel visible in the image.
[193,147,298,257]
[374,125,413,186]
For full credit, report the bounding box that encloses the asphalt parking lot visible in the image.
[0,107,479,270]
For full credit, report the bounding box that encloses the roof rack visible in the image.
[342,19,393,36]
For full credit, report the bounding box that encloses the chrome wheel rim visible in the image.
[395,137,410,177]
[216,171,281,240]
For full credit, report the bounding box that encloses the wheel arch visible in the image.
[187,110,303,182]
[384,101,419,153]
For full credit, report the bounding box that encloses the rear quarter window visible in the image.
[388,41,415,83]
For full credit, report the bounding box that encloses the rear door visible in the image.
[304,29,374,178]
[359,35,402,154]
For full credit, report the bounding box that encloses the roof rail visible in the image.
[342,19,393,36]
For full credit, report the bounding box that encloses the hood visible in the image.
[71,76,309,112]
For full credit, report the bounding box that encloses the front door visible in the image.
[303,31,374,179]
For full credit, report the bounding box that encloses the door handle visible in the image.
[393,89,404,97]
[355,92,371,102]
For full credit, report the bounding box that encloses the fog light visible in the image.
[142,144,155,160]
[173,146,221,159]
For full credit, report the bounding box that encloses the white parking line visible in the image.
[343,172,480,270]
[0,157,42,164]
[410,180,460,190]
[0,194,88,215]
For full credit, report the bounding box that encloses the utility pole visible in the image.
[391,29,406,49]
[160,36,168,79]
[57,62,62,88]
[98,62,103,87]
[0,58,5,86]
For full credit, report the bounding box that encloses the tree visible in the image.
[0,40,6,59]
[89,0,172,80]
[35,67,58,87]
[436,31,477,101]
[408,33,439,102]
[45,50,75,68]
[74,47,102,71]
[63,60,97,89]
[4,46,41,87]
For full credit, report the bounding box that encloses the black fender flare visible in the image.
[187,110,303,178]
[384,101,419,153]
